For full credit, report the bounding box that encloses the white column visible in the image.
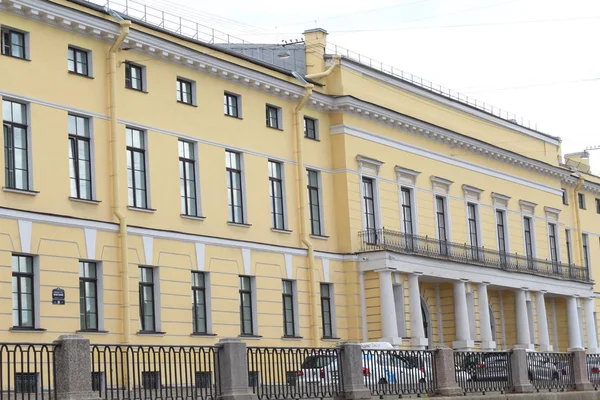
[515,288,533,349]
[585,298,599,353]
[535,291,552,352]
[407,272,428,349]
[453,279,474,350]
[567,296,584,350]
[478,282,495,350]
[378,269,399,344]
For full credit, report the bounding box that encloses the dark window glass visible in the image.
[401,188,413,235]
[320,283,333,338]
[467,203,479,247]
[192,271,207,334]
[596,198,600,214]
[565,229,572,265]
[3,100,29,190]
[496,210,507,253]
[68,47,89,76]
[269,161,285,230]
[12,255,34,328]
[142,372,160,389]
[1,28,25,59]
[583,234,590,269]
[561,189,568,205]
[362,177,377,243]
[436,196,448,255]
[578,193,586,209]
[125,63,143,91]
[15,373,37,393]
[239,276,253,335]
[176,78,193,104]
[224,93,239,117]
[69,114,92,200]
[523,216,534,262]
[179,140,197,216]
[139,267,155,332]
[126,128,147,208]
[304,117,317,140]
[266,105,279,128]
[282,280,295,337]
[307,170,322,236]
[548,223,558,263]
[226,151,244,223]
[79,261,98,331]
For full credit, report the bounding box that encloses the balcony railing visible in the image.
[358,229,590,283]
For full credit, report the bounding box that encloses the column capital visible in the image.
[477,281,490,286]
[537,290,548,294]
[459,278,469,283]
[572,294,580,298]
[412,271,424,277]
[520,287,529,291]
[373,268,395,274]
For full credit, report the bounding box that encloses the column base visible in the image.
[539,344,553,352]
[452,340,474,351]
[436,386,464,396]
[480,341,496,351]
[575,382,594,391]
[512,383,535,393]
[587,347,600,354]
[513,343,534,350]
[568,346,585,351]
[410,337,429,350]
[378,337,402,346]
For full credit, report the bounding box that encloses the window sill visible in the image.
[228,222,252,228]
[310,234,330,240]
[128,206,156,213]
[266,126,284,131]
[239,334,262,340]
[224,114,243,120]
[190,333,218,337]
[69,197,101,205]
[304,136,321,142]
[321,337,341,342]
[3,187,39,196]
[10,327,46,332]
[125,87,148,94]
[177,100,198,107]
[68,71,94,79]
[272,228,292,234]
[136,331,166,336]
[76,330,109,334]
[2,54,30,62]
[181,214,206,221]
[282,336,304,340]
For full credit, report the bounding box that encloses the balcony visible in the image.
[358,228,591,283]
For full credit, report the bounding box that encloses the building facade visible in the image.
[1,0,600,352]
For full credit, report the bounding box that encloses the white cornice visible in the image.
[356,154,384,174]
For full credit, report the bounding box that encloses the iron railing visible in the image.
[0,343,56,400]
[362,349,435,396]
[586,354,600,389]
[246,347,343,400]
[359,229,590,283]
[527,352,574,392]
[454,351,512,394]
[90,345,219,400]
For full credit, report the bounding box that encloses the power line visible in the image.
[462,77,600,94]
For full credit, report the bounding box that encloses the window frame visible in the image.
[3,99,30,191]
[596,198,600,214]
[282,280,296,337]
[125,62,145,92]
[176,77,195,106]
[138,266,156,333]
[496,209,508,254]
[362,176,378,243]
[126,127,148,209]
[79,261,99,331]
[307,169,323,236]
[320,283,334,339]
[68,114,93,200]
[400,187,415,236]
[179,140,198,217]
[435,195,449,241]
[67,46,91,77]
[303,116,318,140]
[239,275,254,336]
[523,216,534,262]
[548,223,559,264]
[226,151,246,224]
[268,160,286,230]
[467,202,480,248]
[1,27,28,60]
[265,104,282,130]
[565,228,573,265]
[578,193,586,209]
[12,254,34,329]
[192,271,207,335]
[582,233,590,270]
[224,92,241,118]
[561,188,568,205]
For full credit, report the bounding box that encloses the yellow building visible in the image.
[1,0,600,353]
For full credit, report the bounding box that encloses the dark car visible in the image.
[461,353,510,382]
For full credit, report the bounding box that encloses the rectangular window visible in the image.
[436,196,448,255]
[565,229,573,265]
[548,223,558,264]
[126,128,147,208]
[226,151,244,223]
[192,271,207,334]
[282,280,295,337]
[320,283,333,338]
[139,267,155,332]
[125,62,144,91]
[497,210,508,266]
[362,177,377,243]
[269,160,285,230]
[68,47,89,76]
[239,276,254,335]
[561,188,568,205]
[582,233,590,270]
[304,117,317,140]
[176,78,193,105]
[401,187,414,248]
[79,261,98,331]
[467,203,479,247]
[596,198,600,214]
[15,373,37,393]
[224,92,240,118]
[307,170,322,236]
[578,193,586,209]
[12,255,34,328]
[69,114,92,200]
[1,27,26,59]
[179,140,197,216]
[523,216,534,261]
[3,99,29,190]
[265,105,280,129]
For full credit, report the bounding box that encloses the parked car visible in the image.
[459,353,510,382]
[296,353,340,385]
[526,354,560,381]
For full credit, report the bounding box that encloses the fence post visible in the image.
[216,338,253,400]
[572,349,593,391]
[433,348,462,396]
[509,349,534,393]
[335,343,370,400]
[52,334,97,400]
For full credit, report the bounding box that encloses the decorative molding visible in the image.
[84,228,97,260]
[519,200,537,215]
[142,236,153,265]
[284,254,293,279]
[462,184,483,201]
[491,192,511,209]
[195,243,205,271]
[322,258,330,282]
[544,206,561,221]
[395,166,421,186]
[18,219,32,253]
[431,176,453,194]
[356,154,384,175]
[242,248,251,275]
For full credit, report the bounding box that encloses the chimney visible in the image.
[303,28,328,77]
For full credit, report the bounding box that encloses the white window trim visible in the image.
[494,207,511,254]
[69,113,97,200]
[398,185,418,236]
[3,99,34,191]
[142,266,162,333]
[268,160,288,231]
[582,233,591,270]
[1,25,31,60]
[224,91,242,118]
[176,77,196,106]
[521,215,537,258]
[33,255,41,329]
[193,271,213,334]
[325,283,337,338]
[465,201,483,248]
[359,173,382,232]
[307,169,326,237]
[565,228,573,264]
[79,260,105,331]
[434,194,452,242]
[304,116,319,140]
[127,128,152,209]
[284,280,300,337]
[67,45,93,77]
[250,276,258,335]
[239,153,249,224]
[546,222,561,263]
[266,104,283,130]
[179,140,202,217]
[124,61,147,91]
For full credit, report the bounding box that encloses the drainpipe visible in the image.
[109,20,132,344]
[305,55,340,80]
[572,172,585,269]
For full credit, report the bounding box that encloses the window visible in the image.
[561,189,568,205]
[239,276,254,335]
[179,140,197,216]
[435,196,448,255]
[307,170,322,236]
[548,223,558,264]
[266,105,281,129]
[320,283,333,338]
[362,177,377,243]
[69,114,92,200]
[582,233,590,270]
[79,261,98,331]
[3,99,29,190]
[12,255,34,328]
[496,210,507,253]
[596,198,600,214]
[68,47,89,76]
[126,128,147,208]
[304,117,317,140]
[142,372,160,389]
[401,188,414,248]
[565,229,573,265]
[282,280,296,337]
[226,151,244,223]
[467,203,479,248]
[139,267,155,332]
[192,271,207,334]
[269,161,285,230]
[523,216,534,263]
[15,373,37,393]
[578,193,586,209]
[125,62,144,91]
[176,78,194,105]
[1,27,26,59]
[224,92,240,118]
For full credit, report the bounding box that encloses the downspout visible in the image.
[305,55,340,80]
[109,20,132,344]
[572,173,585,269]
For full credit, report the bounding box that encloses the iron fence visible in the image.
[359,229,590,282]
[586,354,600,389]
[246,347,342,400]
[0,343,56,400]
[526,352,574,392]
[453,351,512,394]
[361,349,435,396]
[90,345,219,400]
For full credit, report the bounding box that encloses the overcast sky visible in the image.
[105,0,600,173]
